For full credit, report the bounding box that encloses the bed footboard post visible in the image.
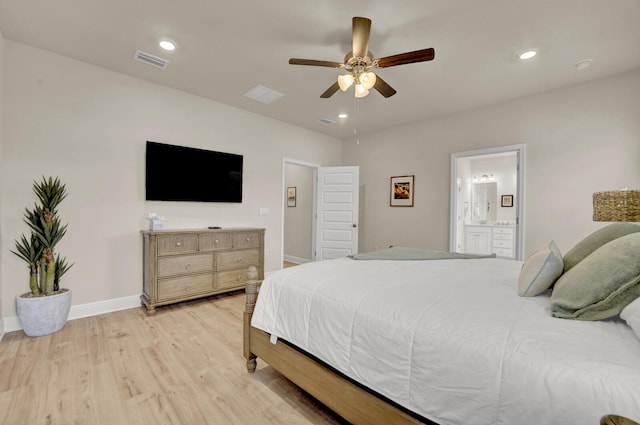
[244,266,259,373]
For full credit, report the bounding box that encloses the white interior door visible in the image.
[316,166,359,260]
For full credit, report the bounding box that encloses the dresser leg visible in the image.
[141,301,156,316]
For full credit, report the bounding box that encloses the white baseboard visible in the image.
[284,255,311,265]
[0,318,4,342]
[2,294,142,334]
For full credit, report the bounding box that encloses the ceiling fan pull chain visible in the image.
[353,97,360,145]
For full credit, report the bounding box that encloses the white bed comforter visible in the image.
[251,257,640,425]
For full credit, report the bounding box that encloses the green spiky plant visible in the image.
[11,177,73,296]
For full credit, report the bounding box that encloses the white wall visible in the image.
[0,41,342,319]
[0,29,5,329]
[344,69,640,256]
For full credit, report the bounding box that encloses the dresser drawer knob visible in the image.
[237,257,243,263]
[176,242,182,247]
[246,237,250,242]
[236,275,242,281]
[214,239,219,244]
[185,263,191,269]
[184,286,191,291]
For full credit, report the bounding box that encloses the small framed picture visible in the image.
[501,194,514,207]
[287,187,297,207]
[390,175,415,207]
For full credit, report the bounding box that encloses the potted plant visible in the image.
[11,176,73,337]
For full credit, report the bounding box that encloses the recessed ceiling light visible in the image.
[338,113,348,119]
[519,50,537,60]
[159,40,176,51]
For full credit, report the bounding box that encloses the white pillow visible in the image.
[518,241,564,297]
[620,297,640,340]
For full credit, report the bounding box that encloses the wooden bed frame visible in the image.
[242,267,434,425]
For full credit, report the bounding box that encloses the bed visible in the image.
[243,230,640,425]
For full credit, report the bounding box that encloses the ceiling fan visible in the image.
[289,17,435,99]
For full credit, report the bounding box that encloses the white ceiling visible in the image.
[1,0,639,140]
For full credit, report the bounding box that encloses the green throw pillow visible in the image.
[551,232,640,320]
[562,223,640,273]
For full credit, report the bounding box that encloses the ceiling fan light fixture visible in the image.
[360,72,376,90]
[288,17,435,99]
[354,83,369,98]
[338,74,355,91]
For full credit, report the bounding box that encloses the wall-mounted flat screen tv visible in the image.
[145,141,243,203]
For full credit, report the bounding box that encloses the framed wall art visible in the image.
[390,175,415,207]
[501,194,514,207]
[287,187,297,207]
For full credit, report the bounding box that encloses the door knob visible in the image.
[353,224,357,228]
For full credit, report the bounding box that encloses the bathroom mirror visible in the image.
[472,182,497,222]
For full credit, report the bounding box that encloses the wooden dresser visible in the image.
[141,227,265,314]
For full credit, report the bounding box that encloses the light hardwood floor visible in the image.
[0,292,346,425]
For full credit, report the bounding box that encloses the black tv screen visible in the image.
[145,141,243,203]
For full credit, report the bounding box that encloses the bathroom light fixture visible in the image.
[338,113,348,119]
[473,174,496,183]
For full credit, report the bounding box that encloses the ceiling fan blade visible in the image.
[376,48,435,68]
[289,58,344,68]
[352,17,372,58]
[373,75,397,98]
[320,81,341,98]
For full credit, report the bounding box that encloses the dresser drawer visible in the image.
[493,233,513,241]
[465,226,491,234]
[493,227,514,236]
[233,232,261,248]
[493,247,514,258]
[216,249,259,270]
[157,235,198,255]
[217,269,249,289]
[493,239,513,249]
[157,274,214,301]
[199,232,233,251]
[157,253,213,278]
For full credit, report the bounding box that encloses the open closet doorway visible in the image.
[283,160,316,266]
[282,159,360,268]
[449,145,526,260]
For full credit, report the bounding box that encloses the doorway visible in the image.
[283,160,317,266]
[282,159,360,268]
[449,145,526,260]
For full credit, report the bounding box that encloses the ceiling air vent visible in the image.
[134,50,169,69]
[243,85,284,104]
[317,118,334,125]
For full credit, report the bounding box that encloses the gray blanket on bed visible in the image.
[351,246,497,260]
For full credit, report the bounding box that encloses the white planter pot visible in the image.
[16,289,72,337]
